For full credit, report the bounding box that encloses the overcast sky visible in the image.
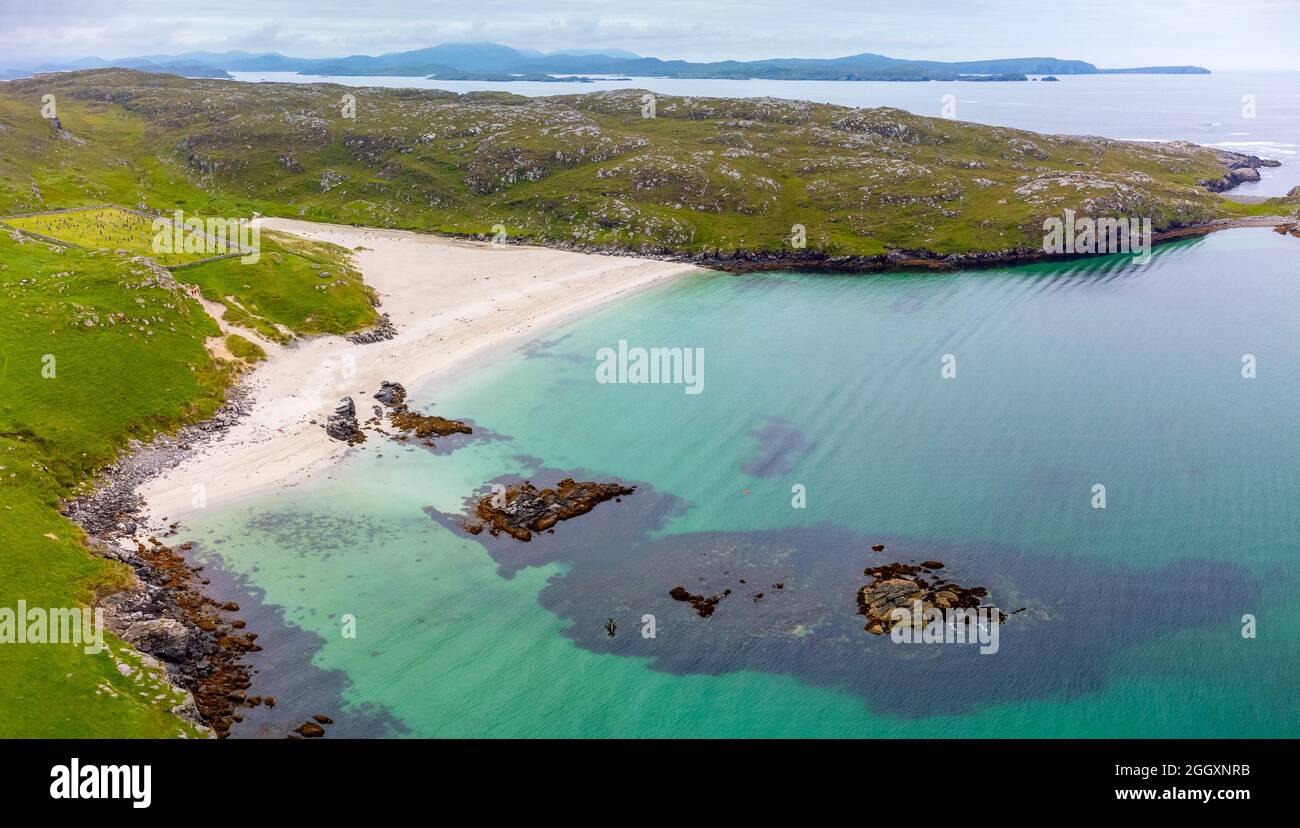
[2,0,1297,70]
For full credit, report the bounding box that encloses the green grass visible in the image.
[0,233,228,737]
[224,332,266,363]
[180,230,378,340]
[1,206,229,267]
[0,69,1289,263]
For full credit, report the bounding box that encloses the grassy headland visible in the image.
[0,69,1291,268]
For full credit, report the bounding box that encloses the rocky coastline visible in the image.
[63,386,261,736]
[468,151,1297,274]
[64,376,355,738]
[544,214,1299,276]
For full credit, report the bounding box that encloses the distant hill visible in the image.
[18,42,1210,82]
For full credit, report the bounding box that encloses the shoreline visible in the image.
[68,216,1294,736]
[63,218,701,735]
[131,218,702,530]
[124,213,1300,534]
[523,214,1300,274]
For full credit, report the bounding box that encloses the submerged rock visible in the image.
[669,585,731,618]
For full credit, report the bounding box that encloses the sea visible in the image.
[182,71,1299,737]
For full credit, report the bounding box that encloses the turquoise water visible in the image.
[188,228,1299,738]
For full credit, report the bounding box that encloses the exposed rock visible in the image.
[370,380,471,448]
[296,721,325,738]
[1199,154,1279,192]
[346,314,396,344]
[121,618,190,661]
[94,535,260,737]
[373,380,406,407]
[464,478,636,542]
[324,396,364,444]
[857,561,1003,635]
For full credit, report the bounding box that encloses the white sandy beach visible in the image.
[135,218,699,526]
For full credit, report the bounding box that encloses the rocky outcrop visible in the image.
[373,380,406,407]
[94,535,261,737]
[346,313,396,344]
[857,560,1004,635]
[372,380,471,447]
[121,618,190,661]
[464,478,635,541]
[324,397,364,444]
[1199,153,1281,192]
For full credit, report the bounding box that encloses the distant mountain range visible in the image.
[3,42,1211,83]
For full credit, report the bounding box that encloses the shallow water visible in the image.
[184,227,1300,738]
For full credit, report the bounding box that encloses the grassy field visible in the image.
[1,206,230,267]
[225,333,266,363]
[0,91,377,734]
[0,233,228,737]
[181,230,378,342]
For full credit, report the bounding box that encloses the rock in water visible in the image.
[373,380,407,407]
[669,585,730,618]
[371,380,471,448]
[464,478,635,541]
[857,561,1003,635]
[295,721,325,738]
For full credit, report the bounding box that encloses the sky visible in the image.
[2,0,1298,71]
